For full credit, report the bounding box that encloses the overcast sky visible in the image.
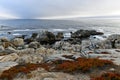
[0,0,120,19]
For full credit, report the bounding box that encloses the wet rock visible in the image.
[28,41,40,49]
[71,29,103,38]
[12,38,24,47]
[56,32,64,40]
[66,38,81,44]
[37,31,56,45]
[31,33,38,39]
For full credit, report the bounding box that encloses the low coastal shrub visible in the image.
[91,72,120,80]
[55,58,113,72]
[0,58,114,80]
[0,63,50,80]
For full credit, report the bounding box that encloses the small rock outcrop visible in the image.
[0,53,19,62]
[28,41,40,49]
[12,38,24,47]
[37,31,56,44]
[56,32,64,40]
[71,29,103,38]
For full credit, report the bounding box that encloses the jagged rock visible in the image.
[15,48,35,56]
[36,47,57,57]
[13,48,43,64]
[71,29,103,38]
[16,53,43,64]
[37,31,56,44]
[2,42,15,48]
[0,37,9,42]
[53,41,81,52]
[115,39,120,48]
[100,34,120,49]
[0,53,19,62]
[107,34,120,40]
[97,40,112,49]
[12,38,24,47]
[56,32,64,40]
[28,41,40,49]
[31,33,38,39]
[66,38,82,44]
[6,47,16,52]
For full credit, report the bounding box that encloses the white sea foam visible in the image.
[13,29,31,32]
[50,29,67,32]
[64,33,71,38]
[12,33,22,36]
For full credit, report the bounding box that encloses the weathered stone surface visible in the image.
[0,37,9,42]
[36,47,57,57]
[28,41,40,49]
[2,42,15,48]
[14,48,43,64]
[0,53,19,62]
[53,41,81,52]
[15,48,35,55]
[98,34,120,49]
[16,53,43,64]
[12,38,24,47]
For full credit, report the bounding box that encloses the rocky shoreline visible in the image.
[0,29,120,80]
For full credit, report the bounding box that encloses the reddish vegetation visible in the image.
[55,58,113,72]
[91,72,120,80]
[0,63,50,80]
[0,58,114,80]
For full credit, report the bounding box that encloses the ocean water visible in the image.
[0,19,120,39]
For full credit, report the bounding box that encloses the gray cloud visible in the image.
[0,0,120,19]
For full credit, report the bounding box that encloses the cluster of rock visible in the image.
[24,31,64,45]
[0,29,120,80]
[94,34,120,49]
